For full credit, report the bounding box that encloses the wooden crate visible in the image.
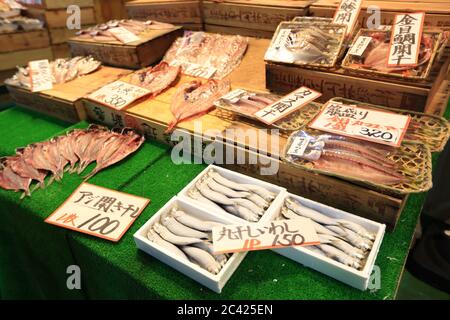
[0,47,53,71]
[67,27,183,68]
[51,43,71,59]
[203,0,312,33]
[7,66,131,123]
[125,0,202,26]
[48,25,95,45]
[204,24,274,38]
[25,7,97,28]
[309,0,450,28]
[18,0,95,9]
[0,29,50,53]
[265,56,450,115]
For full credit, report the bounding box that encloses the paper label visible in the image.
[254,86,321,125]
[87,80,151,110]
[273,28,291,50]
[332,0,362,35]
[218,89,248,104]
[109,27,141,43]
[28,59,53,92]
[387,12,425,67]
[45,183,150,242]
[309,102,411,147]
[212,218,319,254]
[349,36,372,56]
[287,136,312,157]
[171,60,217,79]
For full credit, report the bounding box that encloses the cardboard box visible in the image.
[134,196,248,293]
[273,192,386,291]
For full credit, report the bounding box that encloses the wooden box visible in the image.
[51,43,71,59]
[125,0,203,31]
[67,27,183,69]
[0,29,50,53]
[7,66,131,123]
[48,25,96,45]
[309,0,450,28]
[18,0,94,9]
[202,0,312,37]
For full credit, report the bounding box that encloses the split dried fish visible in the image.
[0,126,144,197]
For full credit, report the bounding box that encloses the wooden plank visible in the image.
[68,27,183,68]
[204,24,274,38]
[202,0,309,32]
[94,0,128,23]
[26,7,96,28]
[126,0,202,24]
[49,25,95,44]
[0,30,50,53]
[0,47,53,70]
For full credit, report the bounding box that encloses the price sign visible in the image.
[45,183,150,242]
[212,218,319,254]
[348,36,372,56]
[87,80,151,110]
[388,12,425,67]
[28,59,53,92]
[264,28,294,63]
[286,136,312,157]
[214,89,248,106]
[254,86,321,125]
[309,102,411,147]
[171,60,217,79]
[332,0,362,36]
[109,26,141,44]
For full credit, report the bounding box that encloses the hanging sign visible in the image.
[332,0,362,36]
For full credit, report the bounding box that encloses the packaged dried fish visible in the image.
[342,29,441,80]
[163,31,248,79]
[265,22,346,68]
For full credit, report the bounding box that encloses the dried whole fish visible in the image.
[315,244,361,269]
[166,79,230,133]
[188,188,229,216]
[171,209,222,232]
[318,234,365,260]
[181,245,221,274]
[0,126,144,197]
[127,62,180,97]
[152,222,202,246]
[147,229,189,261]
[192,241,228,266]
[161,215,210,239]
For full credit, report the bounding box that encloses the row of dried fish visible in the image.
[0,16,43,32]
[285,131,407,186]
[76,19,175,42]
[147,208,228,274]
[6,56,101,89]
[163,31,248,79]
[188,170,275,222]
[281,197,375,270]
[0,125,144,198]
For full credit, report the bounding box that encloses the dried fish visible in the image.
[152,223,202,246]
[205,176,250,199]
[188,187,229,215]
[192,241,228,266]
[147,229,189,261]
[127,62,180,97]
[318,234,365,260]
[171,209,222,232]
[161,215,210,239]
[209,171,249,192]
[196,180,235,206]
[315,244,361,269]
[180,246,221,274]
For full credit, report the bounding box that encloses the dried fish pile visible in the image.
[343,30,438,79]
[187,170,276,222]
[265,22,346,68]
[0,125,144,198]
[147,208,228,274]
[167,79,230,133]
[127,61,180,97]
[280,197,375,270]
[163,31,248,79]
[75,19,175,42]
[0,16,43,32]
[5,56,101,89]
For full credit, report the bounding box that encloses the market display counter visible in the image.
[1,104,447,299]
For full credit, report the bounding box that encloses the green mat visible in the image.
[0,103,448,299]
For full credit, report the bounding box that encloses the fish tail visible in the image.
[77,162,87,174]
[83,168,99,181]
[165,120,177,134]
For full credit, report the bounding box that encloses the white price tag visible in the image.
[287,136,312,157]
[349,36,372,56]
[388,12,425,67]
[219,89,248,104]
[45,183,150,242]
[254,86,321,125]
[212,218,319,254]
[28,59,53,92]
[87,80,151,110]
[309,102,411,147]
[273,28,291,50]
[109,26,141,43]
[333,0,362,35]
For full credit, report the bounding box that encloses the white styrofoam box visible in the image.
[272,193,386,291]
[134,196,247,293]
[178,164,287,224]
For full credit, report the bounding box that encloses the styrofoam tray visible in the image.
[272,193,386,291]
[178,164,287,224]
[134,196,247,293]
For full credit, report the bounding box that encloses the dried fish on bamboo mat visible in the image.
[283,130,433,195]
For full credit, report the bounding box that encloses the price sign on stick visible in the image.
[309,102,411,147]
[332,0,362,36]
[45,183,150,242]
[388,12,425,67]
[212,218,319,254]
[254,86,321,125]
[87,80,151,110]
[29,59,53,92]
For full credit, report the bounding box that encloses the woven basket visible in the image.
[341,29,442,82]
[282,129,433,195]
